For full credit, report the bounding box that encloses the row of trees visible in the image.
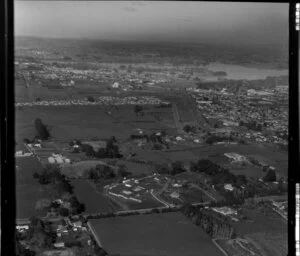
[190,159,247,187]
[181,204,236,239]
[155,161,186,176]
[34,118,50,140]
[88,164,132,182]
[79,137,122,159]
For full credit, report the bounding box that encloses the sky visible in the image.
[14,1,288,47]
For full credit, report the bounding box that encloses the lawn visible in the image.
[89,212,224,256]
[16,157,59,218]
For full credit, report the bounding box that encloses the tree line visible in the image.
[181,204,236,239]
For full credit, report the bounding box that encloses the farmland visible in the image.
[89,212,224,256]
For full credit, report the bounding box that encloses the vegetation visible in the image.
[34,118,50,140]
[181,204,236,239]
[80,136,122,159]
[134,105,143,116]
[155,161,186,175]
[33,165,73,194]
[88,164,116,181]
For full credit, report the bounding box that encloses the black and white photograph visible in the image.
[12,1,290,256]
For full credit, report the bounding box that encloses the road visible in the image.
[190,183,217,202]
[212,239,229,256]
[87,221,103,248]
[172,104,183,133]
[16,201,211,225]
[150,189,170,207]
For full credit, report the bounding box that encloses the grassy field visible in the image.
[216,238,263,256]
[245,232,288,256]
[15,104,176,144]
[232,207,286,235]
[89,212,224,256]
[16,157,59,218]
[71,179,120,213]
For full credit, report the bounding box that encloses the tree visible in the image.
[171,161,185,175]
[34,118,50,140]
[87,96,95,102]
[106,137,121,158]
[58,207,70,217]
[117,164,131,178]
[263,169,277,182]
[134,105,143,116]
[183,125,192,133]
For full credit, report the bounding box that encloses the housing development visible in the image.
[13,2,288,256]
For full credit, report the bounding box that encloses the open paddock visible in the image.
[89,212,224,256]
[215,238,263,256]
[245,232,287,256]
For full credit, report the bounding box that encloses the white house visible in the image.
[224,183,234,191]
[112,82,119,88]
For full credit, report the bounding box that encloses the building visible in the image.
[170,191,180,199]
[212,207,237,216]
[224,183,234,191]
[112,82,119,88]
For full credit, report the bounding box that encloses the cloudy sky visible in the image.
[15,1,288,47]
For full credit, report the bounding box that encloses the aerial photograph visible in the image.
[14,1,288,256]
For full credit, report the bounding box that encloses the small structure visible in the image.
[112,82,119,88]
[48,157,56,164]
[170,191,180,199]
[16,225,29,232]
[122,190,132,195]
[54,242,65,248]
[212,207,237,216]
[224,183,234,191]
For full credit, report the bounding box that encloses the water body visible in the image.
[205,62,288,80]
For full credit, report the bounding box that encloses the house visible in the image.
[16,225,29,232]
[212,207,237,216]
[170,191,180,199]
[122,190,132,195]
[72,221,83,228]
[112,82,119,88]
[224,183,234,191]
[54,242,65,248]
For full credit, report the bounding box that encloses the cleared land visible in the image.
[89,212,224,256]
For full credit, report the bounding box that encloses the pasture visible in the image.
[245,232,287,256]
[89,212,224,256]
[15,104,177,144]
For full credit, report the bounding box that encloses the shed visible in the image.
[48,157,56,164]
